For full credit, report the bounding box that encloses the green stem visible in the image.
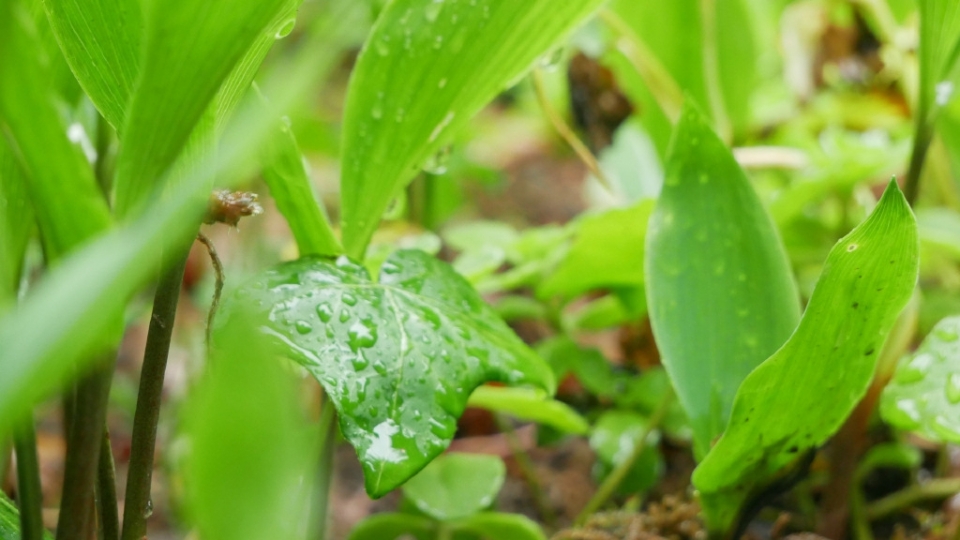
[97,429,120,540]
[14,416,44,540]
[904,117,934,206]
[494,413,557,530]
[865,478,960,521]
[312,398,337,540]
[57,358,115,540]
[699,0,732,142]
[121,252,189,540]
[575,391,672,524]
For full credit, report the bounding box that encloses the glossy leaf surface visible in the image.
[113,0,287,217]
[219,249,555,496]
[43,0,141,129]
[693,182,919,535]
[881,316,960,443]
[645,104,800,458]
[340,0,607,257]
[402,453,504,521]
[467,386,589,435]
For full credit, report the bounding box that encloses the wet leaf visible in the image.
[881,316,960,444]
[590,410,664,495]
[218,249,555,497]
[402,453,504,521]
[467,386,590,435]
[646,103,801,459]
[693,181,919,536]
[340,0,607,258]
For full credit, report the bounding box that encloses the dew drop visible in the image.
[539,47,565,70]
[375,39,391,56]
[428,112,456,143]
[339,310,351,323]
[438,78,448,89]
[935,327,959,343]
[352,351,370,371]
[295,321,312,335]
[425,0,443,22]
[898,353,933,384]
[274,18,296,39]
[342,293,358,306]
[143,499,154,519]
[423,145,452,175]
[316,303,334,323]
[347,319,378,351]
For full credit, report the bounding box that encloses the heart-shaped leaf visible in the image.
[218,249,555,497]
[881,316,960,444]
[402,453,504,521]
[693,181,919,536]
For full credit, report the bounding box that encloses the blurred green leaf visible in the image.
[449,513,547,540]
[856,442,923,480]
[918,0,960,121]
[443,221,518,254]
[881,316,960,443]
[347,513,435,540]
[589,410,664,495]
[0,492,51,540]
[218,249,555,497]
[0,2,112,261]
[467,386,590,435]
[618,368,693,441]
[0,140,33,306]
[403,453,504,521]
[646,103,801,458]
[42,0,141,129]
[186,314,313,540]
[113,0,288,217]
[537,201,653,299]
[340,0,607,258]
[694,181,919,536]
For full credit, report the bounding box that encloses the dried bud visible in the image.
[204,190,263,227]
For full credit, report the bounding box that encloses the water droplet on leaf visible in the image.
[274,18,296,39]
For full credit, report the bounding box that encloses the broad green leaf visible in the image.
[113,0,287,218]
[184,314,313,540]
[693,181,919,536]
[42,0,141,129]
[0,140,33,305]
[217,249,555,497]
[590,410,664,495]
[918,0,960,120]
[403,453,504,521]
[467,386,589,435]
[880,316,960,443]
[537,201,654,299]
[259,91,341,257]
[347,514,435,540]
[340,0,607,258]
[448,513,547,540]
[645,103,800,458]
[0,2,112,261]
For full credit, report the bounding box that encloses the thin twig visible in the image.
[121,252,189,540]
[494,413,557,530]
[195,232,225,350]
[865,478,960,521]
[576,391,673,525]
[531,69,613,193]
[14,416,44,540]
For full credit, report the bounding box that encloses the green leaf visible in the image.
[113,0,288,218]
[0,2,112,261]
[218,249,555,497]
[693,181,919,536]
[0,139,33,306]
[402,453,505,521]
[184,314,312,540]
[537,201,654,299]
[448,513,547,540]
[467,386,590,435]
[590,410,664,495]
[881,316,960,443]
[42,0,141,129]
[856,442,923,480]
[918,0,960,120]
[0,492,52,540]
[347,513,435,540]
[645,103,801,458]
[340,0,607,258]
[259,89,341,257]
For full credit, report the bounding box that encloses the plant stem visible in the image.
[493,413,557,530]
[575,391,672,524]
[699,0,732,142]
[312,397,337,540]
[865,478,960,521]
[903,121,934,206]
[531,68,612,192]
[97,429,120,540]
[57,358,115,540]
[14,416,43,540]
[121,252,189,540]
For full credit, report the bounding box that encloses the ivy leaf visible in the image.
[881,316,960,444]
[693,181,919,536]
[219,249,555,497]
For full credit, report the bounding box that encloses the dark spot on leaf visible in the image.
[852,302,859,309]
[788,445,798,453]
[864,348,874,356]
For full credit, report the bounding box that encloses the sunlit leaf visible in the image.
[645,103,800,458]
[42,0,141,129]
[467,386,589,435]
[340,0,607,258]
[217,249,555,497]
[402,453,504,521]
[881,316,960,443]
[693,181,919,536]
